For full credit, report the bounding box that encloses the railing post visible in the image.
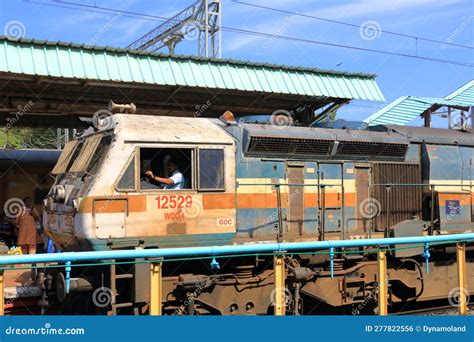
[274,255,285,316]
[320,186,326,241]
[377,250,388,316]
[429,185,435,235]
[385,186,391,238]
[0,270,4,316]
[456,243,468,315]
[150,262,162,316]
[275,184,283,242]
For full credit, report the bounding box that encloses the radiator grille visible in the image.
[247,136,333,156]
[246,135,408,160]
[336,141,407,159]
[371,163,422,230]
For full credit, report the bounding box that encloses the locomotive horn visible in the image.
[108,100,137,114]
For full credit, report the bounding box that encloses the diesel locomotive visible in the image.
[41,110,474,315]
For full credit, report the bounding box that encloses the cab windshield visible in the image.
[51,134,111,175]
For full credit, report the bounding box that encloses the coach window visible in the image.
[116,153,136,191]
[198,148,225,191]
[139,147,193,190]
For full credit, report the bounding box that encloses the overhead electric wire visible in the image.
[27,0,169,22]
[27,0,474,68]
[221,26,474,67]
[233,0,474,50]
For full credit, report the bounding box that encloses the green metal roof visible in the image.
[364,96,470,126]
[445,80,474,106]
[0,36,384,101]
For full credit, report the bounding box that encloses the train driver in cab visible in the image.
[145,158,184,190]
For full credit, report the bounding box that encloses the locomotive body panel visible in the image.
[44,114,474,252]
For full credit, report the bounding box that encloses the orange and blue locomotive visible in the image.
[43,112,474,314]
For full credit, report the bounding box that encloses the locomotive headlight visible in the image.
[72,198,81,211]
[52,185,66,203]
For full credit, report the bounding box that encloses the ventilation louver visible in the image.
[246,135,408,160]
[247,136,333,156]
[335,141,407,159]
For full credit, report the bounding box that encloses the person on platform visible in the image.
[16,197,39,255]
[145,159,185,190]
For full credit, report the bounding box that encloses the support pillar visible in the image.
[0,270,3,316]
[377,251,388,316]
[456,243,468,315]
[149,262,162,316]
[274,255,285,316]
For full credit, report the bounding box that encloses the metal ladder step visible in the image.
[109,261,135,315]
[112,302,133,309]
[115,274,133,279]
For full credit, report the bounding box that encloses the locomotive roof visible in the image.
[375,125,474,147]
[109,114,235,145]
[93,114,473,148]
[240,122,408,144]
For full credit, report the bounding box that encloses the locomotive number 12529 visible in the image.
[155,195,192,209]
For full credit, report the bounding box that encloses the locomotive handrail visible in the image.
[237,183,470,187]
[371,183,470,187]
[236,183,337,187]
[0,233,473,266]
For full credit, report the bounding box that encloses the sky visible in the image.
[0,0,473,127]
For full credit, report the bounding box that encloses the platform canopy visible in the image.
[364,95,471,126]
[0,36,384,128]
[445,80,474,105]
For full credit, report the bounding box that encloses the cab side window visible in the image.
[117,154,136,191]
[139,148,193,191]
[198,149,225,191]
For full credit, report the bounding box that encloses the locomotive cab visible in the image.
[44,114,236,251]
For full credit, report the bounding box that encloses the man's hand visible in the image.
[145,171,154,178]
